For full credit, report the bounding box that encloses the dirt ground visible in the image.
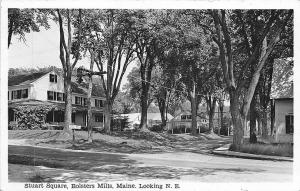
[8,130,231,154]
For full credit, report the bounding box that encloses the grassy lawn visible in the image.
[229,143,293,157]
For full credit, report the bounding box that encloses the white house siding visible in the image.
[31,71,64,101]
[274,99,293,143]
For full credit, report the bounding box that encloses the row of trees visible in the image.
[9,9,293,147]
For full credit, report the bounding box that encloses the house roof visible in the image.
[8,99,103,112]
[270,58,293,99]
[8,71,48,86]
[8,70,105,98]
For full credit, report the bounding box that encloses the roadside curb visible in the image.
[212,144,293,162]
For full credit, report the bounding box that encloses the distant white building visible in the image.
[8,69,105,129]
[166,111,209,133]
[120,112,174,129]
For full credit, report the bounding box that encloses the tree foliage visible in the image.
[8,8,50,48]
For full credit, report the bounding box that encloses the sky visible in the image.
[8,21,137,88]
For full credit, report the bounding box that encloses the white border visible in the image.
[1,0,300,191]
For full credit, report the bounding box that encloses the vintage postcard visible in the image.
[0,0,299,191]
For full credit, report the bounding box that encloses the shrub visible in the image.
[199,125,209,133]
[13,105,54,130]
[229,143,293,157]
[149,124,164,132]
[8,121,17,130]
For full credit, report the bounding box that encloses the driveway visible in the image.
[8,145,292,182]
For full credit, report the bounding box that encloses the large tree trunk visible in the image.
[257,115,262,136]
[87,52,94,142]
[87,79,93,142]
[219,100,224,135]
[104,100,112,132]
[64,76,72,132]
[139,72,150,131]
[208,114,214,134]
[230,94,244,147]
[158,99,166,127]
[206,96,217,134]
[261,112,268,138]
[270,99,275,135]
[249,96,257,143]
[139,55,154,131]
[8,19,14,48]
[190,82,197,135]
[140,88,149,131]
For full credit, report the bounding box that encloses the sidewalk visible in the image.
[212,144,293,162]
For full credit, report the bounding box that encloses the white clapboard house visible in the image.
[8,69,105,129]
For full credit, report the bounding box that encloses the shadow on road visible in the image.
[9,145,264,182]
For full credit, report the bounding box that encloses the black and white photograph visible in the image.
[0,1,299,191]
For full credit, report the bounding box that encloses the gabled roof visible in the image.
[8,69,105,98]
[8,71,48,86]
[271,58,293,99]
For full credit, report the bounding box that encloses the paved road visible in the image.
[8,145,292,182]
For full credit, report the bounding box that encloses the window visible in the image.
[181,115,186,120]
[95,99,104,108]
[11,89,28,100]
[75,96,82,105]
[21,89,28,98]
[83,98,87,106]
[49,74,57,83]
[57,93,63,101]
[46,111,64,122]
[286,115,293,134]
[47,91,54,100]
[72,113,75,123]
[95,113,103,122]
[48,91,64,101]
[187,115,192,120]
[17,90,22,99]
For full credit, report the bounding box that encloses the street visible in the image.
[8,145,292,182]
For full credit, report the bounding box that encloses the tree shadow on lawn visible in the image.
[9,145,265,182]
[8,145,138,171]
[9,163,265,183]
[89,165,265,180]
[9,131,62,140]
[67,139,169,154]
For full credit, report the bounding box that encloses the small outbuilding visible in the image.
[270,58,293,143]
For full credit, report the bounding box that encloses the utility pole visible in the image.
[76,67,106,142]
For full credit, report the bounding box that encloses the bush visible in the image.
[149,124,164,132]
[8,121,17,130]
[13,105,54,130]
[199,125,209,133]
[229,143,293,157]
